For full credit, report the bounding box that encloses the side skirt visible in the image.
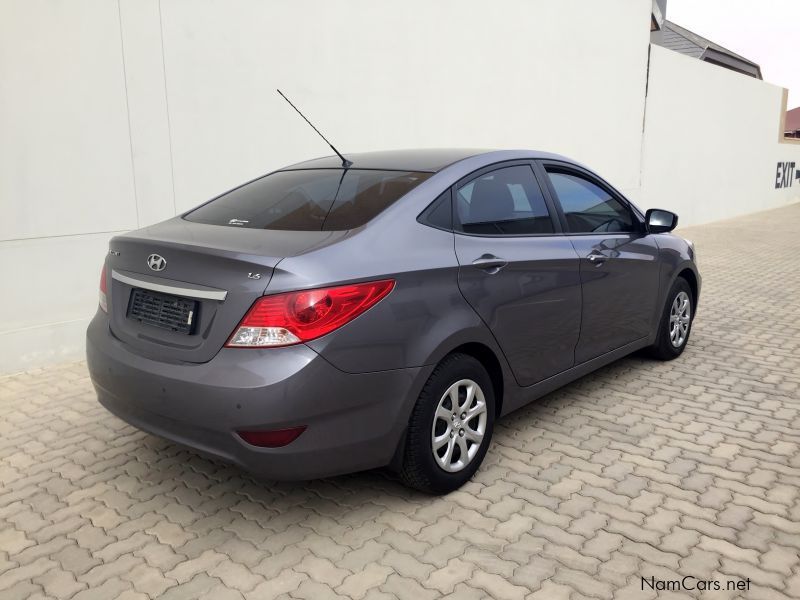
[500,336,652,416]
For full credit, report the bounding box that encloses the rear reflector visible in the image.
[237,426,307,448]
[226,279,394,347]
[99,264,108,313]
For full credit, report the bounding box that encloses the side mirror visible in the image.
[645,209,678,234]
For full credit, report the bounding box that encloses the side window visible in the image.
[456,165,554,235]
[546,170,636,234]
[418,189,452,230]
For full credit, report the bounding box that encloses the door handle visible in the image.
[586,252,607,265]
[471,254,508,273]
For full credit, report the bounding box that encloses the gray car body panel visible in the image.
[87,148,701,480]
[87,315,434,479]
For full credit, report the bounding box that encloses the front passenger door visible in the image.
[541,164,660,364]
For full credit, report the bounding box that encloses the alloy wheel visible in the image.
[431,379,488,473]
[669,291,691,348]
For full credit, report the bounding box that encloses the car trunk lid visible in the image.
[105,217,348,363]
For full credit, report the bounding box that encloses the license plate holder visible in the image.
[127,288,197,334]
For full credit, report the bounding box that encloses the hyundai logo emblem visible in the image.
[147,254,167,272]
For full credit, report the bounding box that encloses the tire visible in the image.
[400,353,495,494]
[647,277,694,360]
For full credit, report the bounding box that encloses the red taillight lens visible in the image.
[237,426,306,447]
[99,264,108,312]
[226,279,395,347]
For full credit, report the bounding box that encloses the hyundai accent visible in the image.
[86,149,700,493]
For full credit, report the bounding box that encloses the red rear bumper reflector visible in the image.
[237,426,307,448]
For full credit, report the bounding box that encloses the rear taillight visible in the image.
[226,279,395,348]
[99,264,108,312]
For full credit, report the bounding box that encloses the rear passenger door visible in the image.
[538,161,660,364]
[453,162,582,387]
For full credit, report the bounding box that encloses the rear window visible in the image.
[185,169,433,231]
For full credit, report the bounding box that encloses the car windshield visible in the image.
[184,169,433,231]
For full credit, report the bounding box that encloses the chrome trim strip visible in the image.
[112,269,227,301]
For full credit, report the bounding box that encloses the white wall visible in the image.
[639,45,800,223]
[156,0,651,208]
[0,1,136,372]
[0,0,797,374]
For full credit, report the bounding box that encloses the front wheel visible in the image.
[399,353,495,494]
[647,277,694,360]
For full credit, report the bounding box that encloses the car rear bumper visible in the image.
[86,313,429,480]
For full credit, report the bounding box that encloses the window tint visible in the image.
[185,169,432,231]
[418,190,452,230]
[455,165,554,235]
[546,171,636,233]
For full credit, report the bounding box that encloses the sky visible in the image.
[667,0,799,108]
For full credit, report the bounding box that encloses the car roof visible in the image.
[282,148,574,173]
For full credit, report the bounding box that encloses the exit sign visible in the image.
[775,161,799,189]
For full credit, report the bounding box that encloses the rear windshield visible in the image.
[184,169,433,231]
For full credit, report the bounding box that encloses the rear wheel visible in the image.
[648,277,694,360]
[400,353,495,494]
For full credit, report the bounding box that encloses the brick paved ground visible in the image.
[1,204,799,600]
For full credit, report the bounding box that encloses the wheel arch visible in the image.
[444,342,505,418]
[676,267,699,306]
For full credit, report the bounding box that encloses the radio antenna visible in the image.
[277,89,352,168]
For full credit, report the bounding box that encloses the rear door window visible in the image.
[185,169,432,231]
[455,165,555,235]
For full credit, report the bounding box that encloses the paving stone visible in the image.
[132,541,185,571]
[758,544,800,576]
[508,555,558,591]
[165,550,228,584]
[553,565,614,599]
[569,511,608,538]
[379,548,435,580]
[78,553,143,588]
[208,559,264,592]
[719,558,784,589]
[72,577,132,600]
[679,548,721,576]
[0,557,57,592]
[659,527,701,557]
[32,567,86,598]
[380,573,438,600]
[145,520,196,548]
[122,562,178,597]
[50,544,100,576]
[422,557,474,595]
[620,540,681,569]
[196,584,245,600]
[335,563,393,599]
[2,581,45,600]
[581,531,624,561]
[527,579,575,599]
[245,569,307,600]
[598,551,639,587]
[468,570,529,600]
[158,573,219,600]
[698,535,760,564]
[736,522,776,553]
[66,523,114,552]
[543,543,601,574]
